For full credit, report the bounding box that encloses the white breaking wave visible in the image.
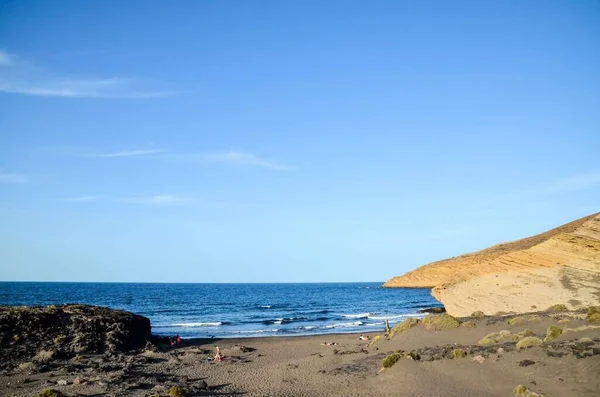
[274,319,283,324]
[324,321,363,329]
[172,322,223,327]
[228,329,279,334]
[258,305,272,308]
[364,322,385,327]
[343,313,374,319]
[368,313,421,320]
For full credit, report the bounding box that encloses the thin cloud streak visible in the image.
[88,149,164,158]
[0,50,175,98]
[64,196,102,202]
[0,172,28,183]
[120,195,194,205]
[203,151,295,170]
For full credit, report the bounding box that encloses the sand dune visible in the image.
[384,213,600,316]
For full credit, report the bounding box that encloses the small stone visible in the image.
[73,377,81,385]
[519,359,536,367]
[199,380,208,389]
[472,355,485,364]
[497,348,505,354]
[57,379,68,386]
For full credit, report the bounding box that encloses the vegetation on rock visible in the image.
[389,318,419,338]
[471,311,485,318]
[37,390,66,397]
[421,314,461,330]
[588,313,600,323]
[168,386,186,397]
[462,321,476,328]
[546,304,568,313]
[382,352,402,368]
[544,326,563,342]
[478,330,511,345]
[508,315,541,326]
[452,349,466,359]
[516,337,543,350]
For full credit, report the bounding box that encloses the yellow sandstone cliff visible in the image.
[383,213,600,316]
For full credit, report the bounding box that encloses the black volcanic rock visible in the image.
[0,304,151,370]
[418,307,446,314]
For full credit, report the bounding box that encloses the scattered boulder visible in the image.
[516,337,543,351]
[472,355,485,364]
[389,318,419,338]
[508,315,541,326]
[0,304,151,370]
[418,307,446,314]
[544,326,563,342]
[405,351,420,360]
[421,314,461,330]
[519,359,536,367]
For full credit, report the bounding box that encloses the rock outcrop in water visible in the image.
[384,213,600,316]
[0,304,151,370]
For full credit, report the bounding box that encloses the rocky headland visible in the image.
[384,213,600,316]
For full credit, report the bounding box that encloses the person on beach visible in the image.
[214,346,222,361]
[176,335,182,345]
[358,335,370,341]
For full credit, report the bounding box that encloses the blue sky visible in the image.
[1,0,599,283]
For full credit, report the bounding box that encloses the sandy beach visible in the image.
[2,309,599,397]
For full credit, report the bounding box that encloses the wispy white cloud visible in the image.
[121,195,194,205]
[203,151,295,170]
[87,149,164,158]
[0,50,174,98]
[0,172,28,183]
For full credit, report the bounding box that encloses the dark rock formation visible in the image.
[418,307,446,314]
[0,304,151,370]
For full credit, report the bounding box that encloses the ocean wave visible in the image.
[368,313,421,320]
[171,322,224,327]
[324,321,363,329]
[343,312,375,319]
[257,305,272,309]
[364,322,385,327]
[226,329,279,334]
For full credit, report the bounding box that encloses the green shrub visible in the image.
[471,311,485,318]
[544,326,563,342]
[516,337,543,350]
[367,334,381,347]
[508,315,541,326]
[588,306,599,317]
[405,351,420,360]
[421,314,460,330]
[513,385,528,396]
[38,390,66,397]
[389,318,419,338]
[168,386,186,397]
[382,352,402,368]
[54,336,64,345]
[452,349,466,359]
[547,304,568,313]
[478,330,511,345]
[588,313,600,323]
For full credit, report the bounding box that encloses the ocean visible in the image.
[0,282,441,339]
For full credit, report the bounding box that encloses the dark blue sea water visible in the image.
[0,282,441,339]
